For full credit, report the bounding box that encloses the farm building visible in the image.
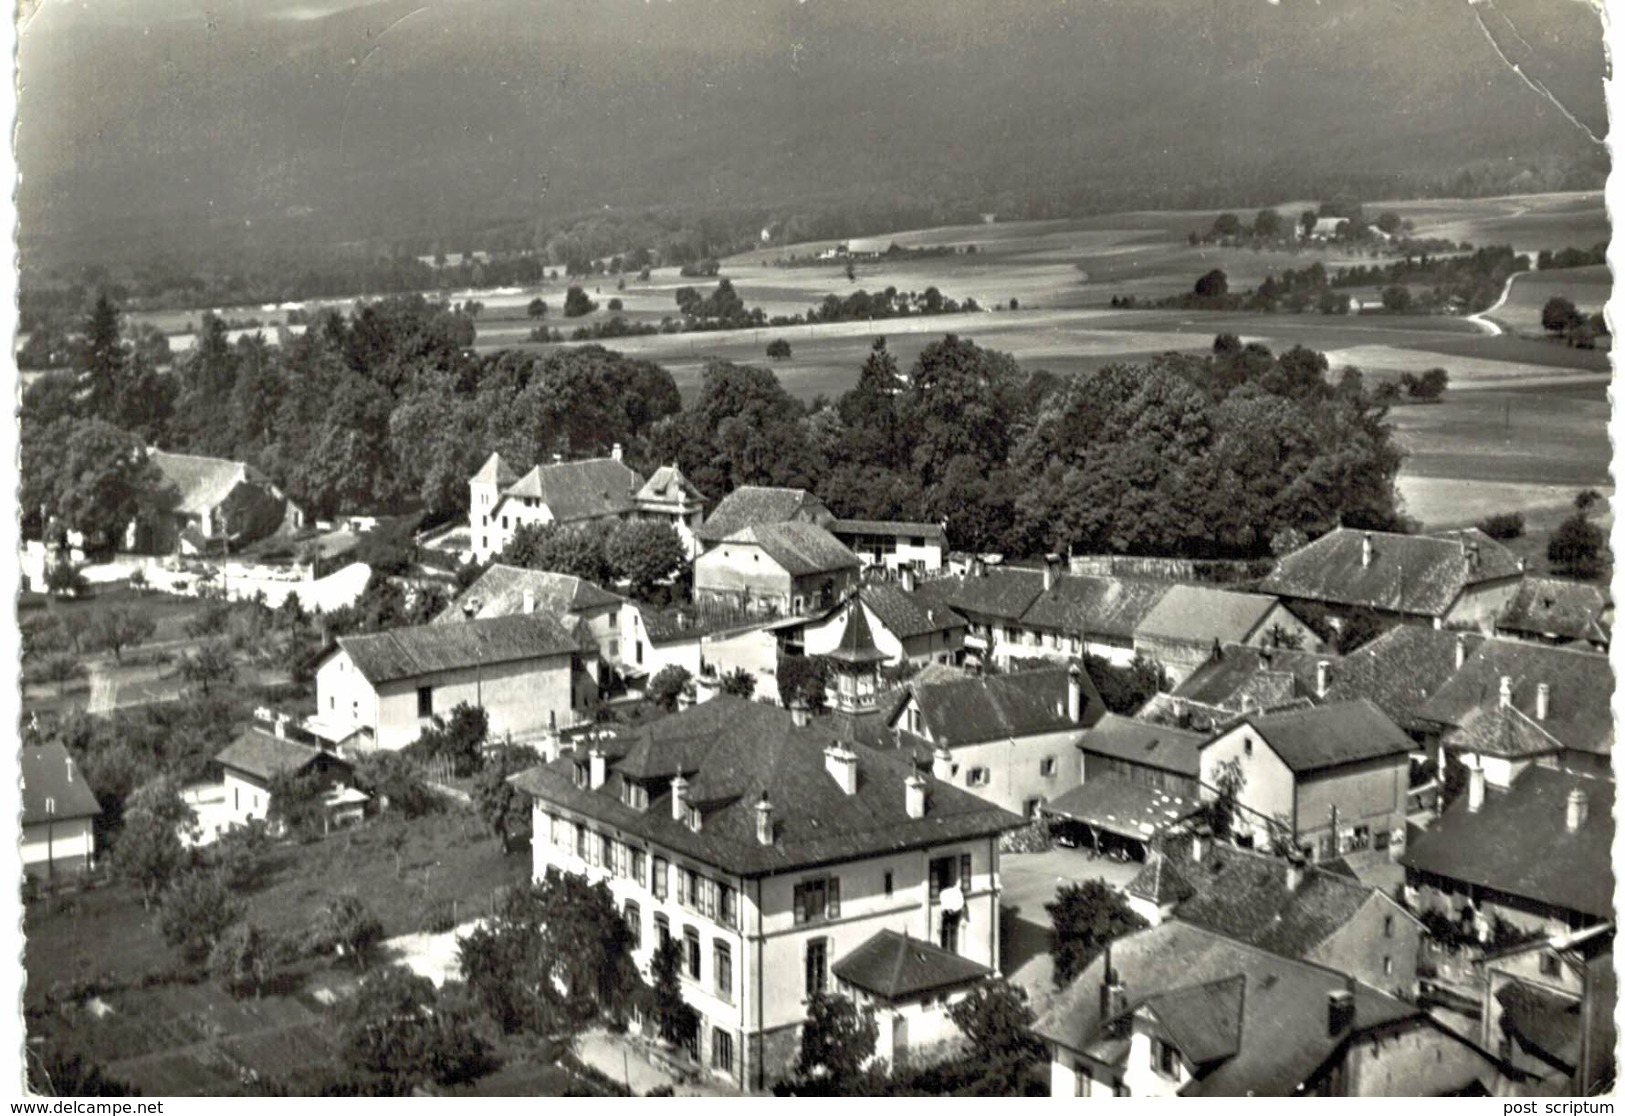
[1494,577,1610,650]
[696,485,835,546]
[828,519,947,574]
[692,522,860,619]
[1132,584,1322,684]
[213,723,365,836]
[128,449,304,555]
[438,564,629,675]
[21,741,101,879]
[786,579,966,668]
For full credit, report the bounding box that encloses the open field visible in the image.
[1486,264,1610,335]
[1383,192,1607,259]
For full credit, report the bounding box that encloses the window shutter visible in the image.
[793,883,806,925]
[959,853,972,889]
[826,877,841,919]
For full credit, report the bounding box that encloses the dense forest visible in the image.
[24,295,1404,563]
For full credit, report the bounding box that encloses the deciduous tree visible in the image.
[1046,880,1148,987]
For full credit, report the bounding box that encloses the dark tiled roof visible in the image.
[338,613,588,684]
[722,522,860,577]
[1126,850,1196,906]
[1447,705,1562,760]
[856,581,965,640]
[1497,577,1609,644]
[471,451,517,487]
[635,465,707,508]
[1080,713,1205,778]
[1022,575,1170,641]
[511,697,1025,877]
[635,602,762,644]
[1403,767,1613,919]
[1172,843,1401,961]
[1323,627,1487,731]
[698,486,832,542]
[1044,779,1203,840]
[1135,585,1279,645]
[1496,979,1583,1072]
[1233,699,1413,774]
[1416,640,1613,758]
[832,929,990,1000]
[501,457,643,523]
[912,567,1046,623]
[827,600,889,665]
[829,519,947,543]
[21,741,102,825]
[150,450,268,516]
[1033,921,1420,1097]
[1143,975,1246,1066]
[1259,527,1522,618]
[902,665,1103,747]
[215,729,334,782]
[437,565,622,624]
[1172,643,1332,713]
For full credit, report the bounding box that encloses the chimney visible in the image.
[790,698,810,728]
[274,714,287,739]
[931,745,954,782]
[1467,763,1486,813]
[900,565,917,593]
[1044,552,1062,592]
[1190,830,1207,864]
[589,745,606,790]
[825,742,858,795]
[972,555,986,578]
[611,442,623,462]
[552,452,564,464]
[1465,540,1480,573]
[1327,988,1356,1037]
[1286,855,1306,893]
[1498,675,1513,709]
[755,792,774,845]
[1361,532,1373,569]
[1536,682,1550,722]
[1067,663,1084,723]
[522,589,537,615]
[1099,947,1127,1019]
[1316,660,1331,699]
[1454,633,1467,670]
[671,772,689,820]
[65,757,73,783]
[1566,788,1588,832]
[905,772,928,819]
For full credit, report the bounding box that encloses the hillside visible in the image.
[16,0,1606,271]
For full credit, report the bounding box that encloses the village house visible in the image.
[911,561,1046,665]
[21,741,101,880]
[1198,700,1414,861]
[1034,920,1527,1097]
[213,722,366,836]
[1126,838,1424,998]
[831,928,993,1067]
[1132,584,1322,685]
[1402,767,1613,940]
[438,564,629,677]
[887,663,1103,818]
[695,485,835,548]
[468,447,700,563]
[128,449,304,555]
[1147,643,1335,731]
[786,577,966,668]
[512,696,1024,1090]
[692,522,861,619]
[1478,924,1616,1096]
[1415,640,1614,791]
[1259,527,1525,631]
[1043,716,1206,859]
[313,613,598,751]
[1319,627,1488,739]
[827,519,947,574]
[1494,577,1610,651]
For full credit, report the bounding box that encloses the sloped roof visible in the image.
[1023,575,1171,642]
[636,464,707,508]
[1142,975,1246,1067]
[698,486,832,542]
[1447,704,1562,760]
[511,696,1025,877]
[500,457,644,522]
[1033,921,1420,1097]
[1080,713,1205,778]
[20,741,102,825]
[1135,585,1279,645]
[215,728,334,782]
[1323,626,1487,731]
[1416,640,1614,758]
[1172,843,1405,961]
[337,613,587,684]
[1172,643,1331,714]
[1496,980,1584,1073]
[1259,527,1522,618]
[1126,850,1196,907]
[1230,699,1413,774]
[471,451,517,487]
[900,665,1103,747]
[1044,779,1203,841]
[857,581,965,640]
[1402,767,1613,919]
[827,600,889,665]
[912,566,1046,623]
[832,929,990,1000]
[1497,577,1609,644]
[829,519,947,543]
[436,564,622,624]
[722,522,860,577]
[150,450,264,516]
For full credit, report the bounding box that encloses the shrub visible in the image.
[766,338,792,360]
[1475,512,1525,540]
[159,871,243,963]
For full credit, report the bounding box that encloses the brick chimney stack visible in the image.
[1361,532,1374,568]
[671,772,689,820]
[1536,682,1550,722]
[755,792,774,845]
[905,772,928,819]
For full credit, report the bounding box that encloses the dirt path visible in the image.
[1466,269,1524,337]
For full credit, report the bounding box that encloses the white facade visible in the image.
[21,817,95,878]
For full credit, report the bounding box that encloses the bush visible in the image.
[766,338,792,360]
[159,871,243,963]
[1548,514,1607,579]
[1475,512,1525,540]
[563,286,597,318]
[606,297,623,311]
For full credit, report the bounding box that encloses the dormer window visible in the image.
[623,781,649,811]
[686,805,703,832]
[573,764,589,789]
[1151,1037,1181,1080]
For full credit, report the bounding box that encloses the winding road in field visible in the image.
[1466,270,1522,337]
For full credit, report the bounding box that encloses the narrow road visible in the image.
[1466,271,1521,337]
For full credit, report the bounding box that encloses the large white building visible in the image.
[513,696,1024,1090]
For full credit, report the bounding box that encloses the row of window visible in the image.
[624,902,736,1003]
[546,815,739,929]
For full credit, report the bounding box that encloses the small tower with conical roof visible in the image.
[826,595,890,744]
